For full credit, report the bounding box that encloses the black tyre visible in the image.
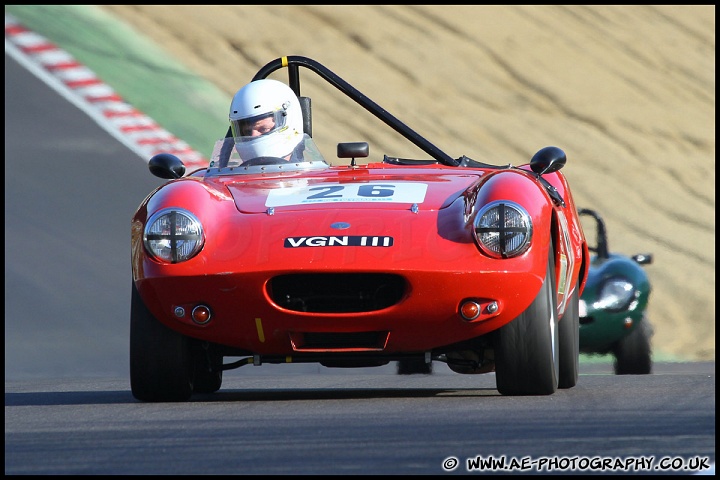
[192,349,223,394]
[397,358,433,375]
[613,316,653,375]
[130,282,194,402]
[558,286,579,389]
[494,244,559,395]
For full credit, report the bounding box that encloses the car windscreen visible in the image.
[204,134,330,176]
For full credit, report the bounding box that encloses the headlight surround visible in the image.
[473,200,532,258]
[595,277,635,311]
[143,208,204,263]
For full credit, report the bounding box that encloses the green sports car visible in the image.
[578,208,654,374]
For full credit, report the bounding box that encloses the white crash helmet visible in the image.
[229,79,304,160]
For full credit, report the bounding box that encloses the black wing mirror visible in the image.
[530,146,566,175]
[149,153,186,179]
[337,142,369,166]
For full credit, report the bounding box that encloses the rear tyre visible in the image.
[494,244,559,395]
[397,358,433,375]
[613,316,653,375]
[558,286,580,389]
[130,282,194,402]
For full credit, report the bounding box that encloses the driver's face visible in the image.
[243,116,275,137]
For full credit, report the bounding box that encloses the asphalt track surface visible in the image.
[4,18,715,476]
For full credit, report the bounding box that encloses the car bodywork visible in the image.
[130,55,590,401]
[578,208,653,374]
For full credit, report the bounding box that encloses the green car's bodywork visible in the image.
[578,208,654,374]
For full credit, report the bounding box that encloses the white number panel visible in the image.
[266,183,428,207]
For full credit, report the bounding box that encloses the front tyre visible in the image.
[494,244,559,395]
[192,347,223,393]
[613,316,653,375]
[558,286,580,389]
[130,282,194,402]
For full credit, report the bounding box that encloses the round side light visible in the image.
[460,300,481,321]
[191,305,212,325]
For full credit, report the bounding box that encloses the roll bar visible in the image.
[252,56,461,167]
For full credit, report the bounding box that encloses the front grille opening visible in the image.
[269,273,407,313]
[301,332,387,350]
[293,331,389,351]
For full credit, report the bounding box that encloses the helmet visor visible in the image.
[231,109,288,141]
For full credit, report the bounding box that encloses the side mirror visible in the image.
[337,142,369,166]
[149,153,186,179]
[530,146,566,175]
[337,142,369,159]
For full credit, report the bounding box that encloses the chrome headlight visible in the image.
[595,277,635,311]
[473,200,532,258]
[143,208,204,263]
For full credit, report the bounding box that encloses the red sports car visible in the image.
[130,55,590,401]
